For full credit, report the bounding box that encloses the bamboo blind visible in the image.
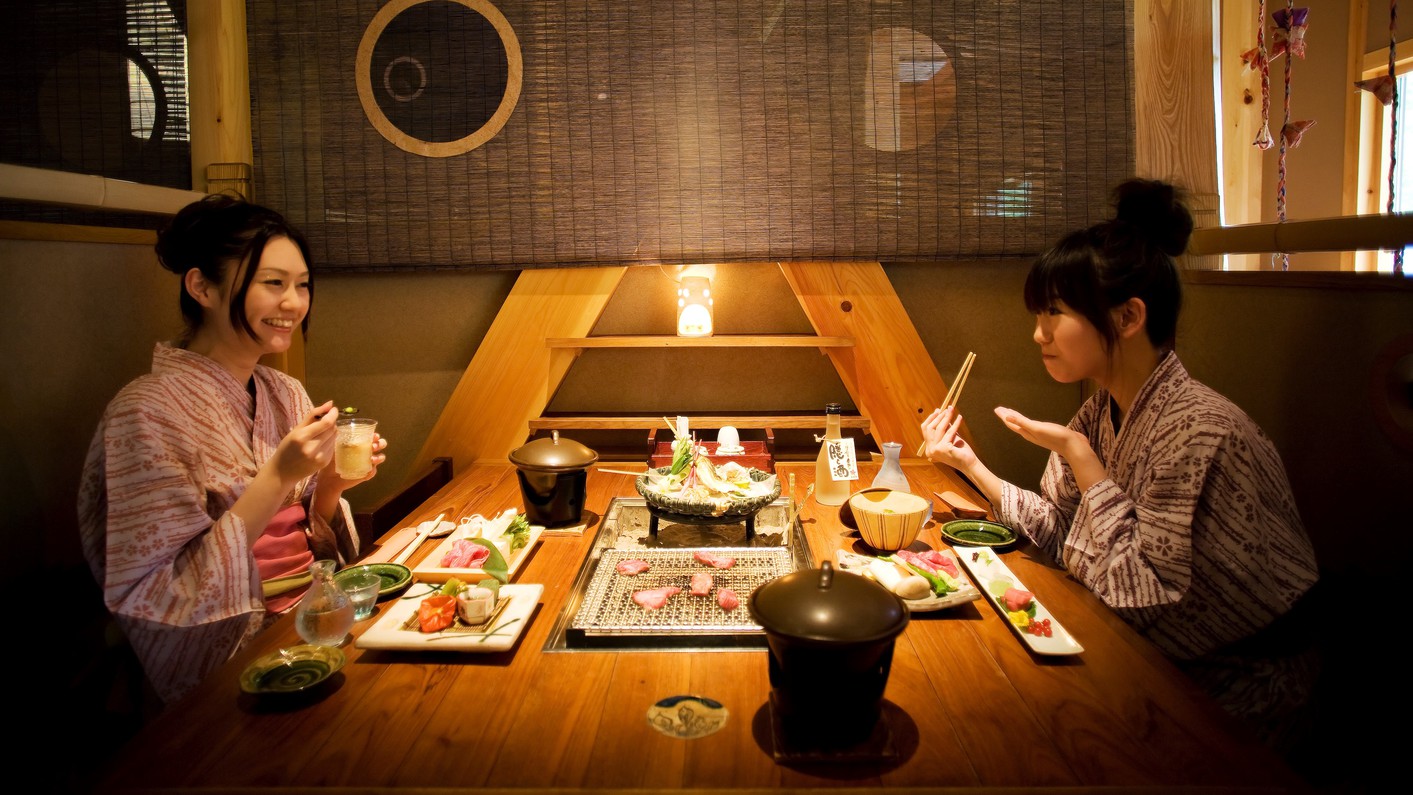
[247,0,1135,271]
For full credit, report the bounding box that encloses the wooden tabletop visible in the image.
[96,461,1309,793]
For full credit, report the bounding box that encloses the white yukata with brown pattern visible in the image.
[79,343,359,704]
[995,351,1318,739]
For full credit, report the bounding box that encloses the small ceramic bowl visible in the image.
[239,644,345,695]
[849,489,929,553]
[337,562,412,598]
[940,519,1017,549]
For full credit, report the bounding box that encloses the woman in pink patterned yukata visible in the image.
[920,179,1319,749]
[79,195,388,703]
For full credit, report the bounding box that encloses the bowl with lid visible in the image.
[747,560,908,743]
[508,431,598,527]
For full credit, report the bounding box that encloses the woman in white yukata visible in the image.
[920,179,1319,749]
[79,195,388,703]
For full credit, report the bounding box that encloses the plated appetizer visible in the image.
[637,419,778,516]
[834,548,981,612]
[413,507,544,584]
[953,546,1084,655]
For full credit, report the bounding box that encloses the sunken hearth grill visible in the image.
[545,497,813,651]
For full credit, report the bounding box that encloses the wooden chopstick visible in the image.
[916,351,976,456]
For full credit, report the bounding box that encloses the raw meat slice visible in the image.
[895,549,937,574]
[917,549,959,578]
[616,559,651,576]
[693,550,736,569]
[632,586,681,610]
[441,539,490,568]
[690,572,713,596]
[717,588,739,611]
[1002,587,1035,612]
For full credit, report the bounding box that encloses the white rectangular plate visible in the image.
[952,547,1083,655]
[355,583,543,652]
[412,524,544,584]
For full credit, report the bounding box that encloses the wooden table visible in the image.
[96,462,1309,793]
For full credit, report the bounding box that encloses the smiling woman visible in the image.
[77,194,388,704]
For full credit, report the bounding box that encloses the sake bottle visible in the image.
[814,403,850,506]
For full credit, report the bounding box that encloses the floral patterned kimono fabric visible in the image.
[995,352,1319,739]
[79,343,359,703]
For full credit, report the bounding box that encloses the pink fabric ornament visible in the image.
[1241,46,1267,72]
[1281,119,1316,147]
[1356,75,1397,106]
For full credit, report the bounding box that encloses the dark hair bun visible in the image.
[1111,179,1193,257]
[154,193,247,275]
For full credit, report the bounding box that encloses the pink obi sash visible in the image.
[254,503,315,613]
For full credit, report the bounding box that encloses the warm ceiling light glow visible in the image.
[676,274,714,337]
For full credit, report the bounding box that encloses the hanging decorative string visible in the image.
[1269,5,1312,271]
[1247,0,1274,150]
[1391,2,1404,274]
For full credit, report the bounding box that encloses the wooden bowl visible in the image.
[848,490,929,553]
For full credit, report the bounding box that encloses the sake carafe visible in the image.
[814,403,851,506]
[871,441,910,492]
[294,559,354,647]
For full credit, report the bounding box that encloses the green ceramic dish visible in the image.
[239,645,345,695]
[940,519,1018,549]
[336,562,412,598]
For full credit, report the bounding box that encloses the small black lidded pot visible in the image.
[748,560,909,745]
[508,431,599,527]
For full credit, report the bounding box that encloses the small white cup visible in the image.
[716,425,744,454]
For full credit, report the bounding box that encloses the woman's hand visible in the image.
[995,406,1106,492]
[265,401,339,487]
[921,406,978,471]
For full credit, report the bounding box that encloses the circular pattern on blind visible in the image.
[356,0,521,157]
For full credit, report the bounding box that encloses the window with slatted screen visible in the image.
[0,0,190,229]
[248,0,1135,271]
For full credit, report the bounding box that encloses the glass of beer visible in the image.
[335,416,377,479]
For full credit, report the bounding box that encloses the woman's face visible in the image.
[1032,300,1108,384]
[210,235,310,359]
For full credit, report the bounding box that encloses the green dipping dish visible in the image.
[940,519,1017,549]
[335,562,412,598]
[239,645,345,695]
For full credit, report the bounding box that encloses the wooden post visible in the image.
[1134,0,1222,270]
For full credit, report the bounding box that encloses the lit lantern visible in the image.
[676,272,714,337]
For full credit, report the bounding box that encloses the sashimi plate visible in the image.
[952,547,1083,655]
[356,583,543,652]
[412,524,544,584]
[833,549,981,613]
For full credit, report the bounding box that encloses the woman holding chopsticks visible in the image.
[920,179,1319,751]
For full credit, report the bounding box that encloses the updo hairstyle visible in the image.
[1022,179,1193,351]
[155,194,314,342]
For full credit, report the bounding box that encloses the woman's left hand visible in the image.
[993,407,1085,456]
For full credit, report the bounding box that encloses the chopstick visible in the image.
[597,468,649,477]
[916,352,976,457]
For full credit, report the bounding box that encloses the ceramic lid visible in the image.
[509,431,599,472]
[748,561,908,644]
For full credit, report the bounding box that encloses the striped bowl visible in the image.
[849,489,929,553]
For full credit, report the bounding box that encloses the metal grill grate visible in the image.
[571,547,791,635]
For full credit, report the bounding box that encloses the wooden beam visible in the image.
[1188,212,1413,254]
[409,267,627,476]
[777,261,967,459]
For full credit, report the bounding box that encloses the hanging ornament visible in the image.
[1387,1,1404,274]
[1272,7,1310,60]
[1281,119,1317,147]
[1356,75,1397,106]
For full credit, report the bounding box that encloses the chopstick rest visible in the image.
[936,489,989,519]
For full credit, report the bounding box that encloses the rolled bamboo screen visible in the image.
[246,0,1136,272]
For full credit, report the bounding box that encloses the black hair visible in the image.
[154,193,314,342]
[1022,179,1192,351]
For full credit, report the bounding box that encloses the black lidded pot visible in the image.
[508,431,599,527]
[748,560,909,744]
